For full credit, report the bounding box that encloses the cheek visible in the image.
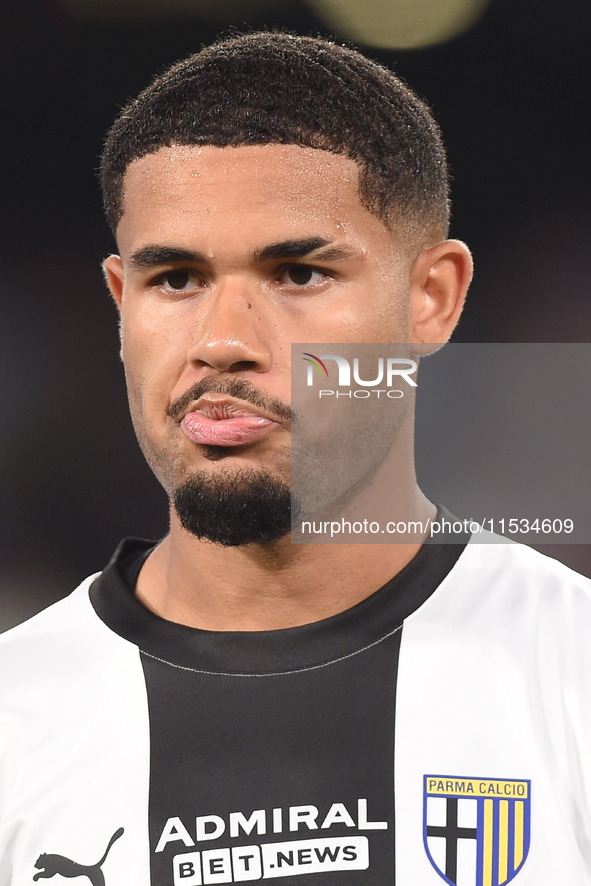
[303,289,409,344]
[363,279,410,342]
[119,305,183,418]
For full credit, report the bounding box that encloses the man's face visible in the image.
[105,144,416,543]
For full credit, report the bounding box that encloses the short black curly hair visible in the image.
[100,31,450,246]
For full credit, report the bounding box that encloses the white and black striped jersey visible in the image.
[2,532,591,886]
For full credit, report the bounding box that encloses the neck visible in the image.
[135,484,436,632]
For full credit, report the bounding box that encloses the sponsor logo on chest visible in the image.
[158,798,387,884]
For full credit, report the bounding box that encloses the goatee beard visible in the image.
[173,468,293,546]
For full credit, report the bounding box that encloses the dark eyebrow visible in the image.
[129,239,356,270]
[129,245,211,269]
[253,238,355,263]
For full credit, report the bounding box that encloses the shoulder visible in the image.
[419,535,591,655]
[456,534,591,600]
[0,573,101,663]
[403,539,591,741]
[0,571,145,781]
[0,572,134,713]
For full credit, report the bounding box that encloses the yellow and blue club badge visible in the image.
[423,775,531,886]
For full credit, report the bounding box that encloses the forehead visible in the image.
[117,144,394,255]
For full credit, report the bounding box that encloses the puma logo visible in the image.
[33,827,124,885]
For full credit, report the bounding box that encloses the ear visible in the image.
[408,240,473,353]
[102,254,124,310]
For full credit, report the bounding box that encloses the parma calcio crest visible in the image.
[423,775,530,886]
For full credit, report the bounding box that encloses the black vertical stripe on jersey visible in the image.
[141,631,400,885]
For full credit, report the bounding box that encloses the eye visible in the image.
[280,265,327,286]
[161,268,194,292]
[158,269,204,292]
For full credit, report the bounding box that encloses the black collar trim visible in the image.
[90,510,466,675]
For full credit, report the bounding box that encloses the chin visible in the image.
[172,465,293,547]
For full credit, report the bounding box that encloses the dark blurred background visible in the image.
[2,0,591,630]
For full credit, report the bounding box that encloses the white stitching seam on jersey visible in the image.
[139,623,403,678]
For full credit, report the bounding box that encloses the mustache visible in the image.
[166,377,292,425]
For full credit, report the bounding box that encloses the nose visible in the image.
[186,278,274,374]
